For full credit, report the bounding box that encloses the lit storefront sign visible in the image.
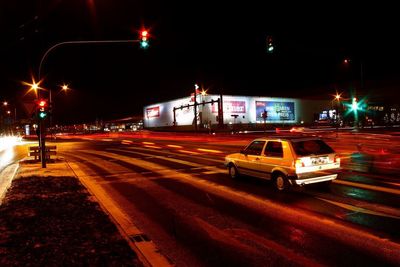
[212,100,246,113]
[146,106,160,118]
[256,101,295,121]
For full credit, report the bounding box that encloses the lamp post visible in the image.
[332,93,342,137]
[2,101,18,135]
[194,84,199,132]
[38,39,142,80]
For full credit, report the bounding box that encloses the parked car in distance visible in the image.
[225,136,341,191]
[289,127,305,133]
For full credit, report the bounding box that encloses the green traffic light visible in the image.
[39,112,47,119]
[140,41,149,49]
[268,46,274,52]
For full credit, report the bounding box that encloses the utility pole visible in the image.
[218,93,224,128]
[194,84,198,132]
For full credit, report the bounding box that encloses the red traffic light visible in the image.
[141,30,148,38]
[39,100,47,107]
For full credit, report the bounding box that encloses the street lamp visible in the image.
[3,101,8,106]
[61,84,69,91]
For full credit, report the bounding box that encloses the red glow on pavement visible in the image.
[167,145,183,148]
[144,145,161,149]
[178,150,199,155]
[197,148,223,153]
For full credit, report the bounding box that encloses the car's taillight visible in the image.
[334,155,341,164]
[295,159,305,169]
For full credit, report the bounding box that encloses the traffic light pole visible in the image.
[38,40,140,80]
[37,39,142,168]
[194,88,198,132]
[172,98,220,129]
[39,119,46,168]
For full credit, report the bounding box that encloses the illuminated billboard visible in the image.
[146,106,160,118]
[212,100,246,114]
[256,101,295,121]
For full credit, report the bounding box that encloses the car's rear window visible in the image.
[291,139,334,156]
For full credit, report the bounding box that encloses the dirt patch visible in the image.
[0,176,142,266]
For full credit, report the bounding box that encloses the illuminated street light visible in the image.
[61,84,69,91]
[201,89,208,96]
[6,110,10,115]
[22,78,44,97]
[31,83,39,91]
[3,101,8,106]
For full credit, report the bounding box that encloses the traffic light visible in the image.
[37,99,48,120]
[267,35,274,53]
[140,30,149,49]
[351,97,358,111]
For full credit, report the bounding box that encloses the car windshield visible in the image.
[292,139,334,156]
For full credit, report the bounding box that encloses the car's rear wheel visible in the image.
[274,173,289,191]
[228,164,239,179]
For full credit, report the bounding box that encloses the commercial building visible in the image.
[144,94,330,129]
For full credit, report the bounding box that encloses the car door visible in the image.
[236,140,266,177]
[258,141,284,180]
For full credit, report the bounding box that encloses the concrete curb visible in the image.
[0,163,19,205]
[64,159,173,267]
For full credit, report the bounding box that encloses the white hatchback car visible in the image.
[225,136,341,191]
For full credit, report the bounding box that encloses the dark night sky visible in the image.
[1,1,400,123]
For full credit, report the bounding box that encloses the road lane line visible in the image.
[166,145,183,148]
[202,171,219,175]
[385,182,400,187]
[334,179,400,195]
[124,146,225,164]
[316,197,400,220]
[197,148,223,153]
[109,148,226,174]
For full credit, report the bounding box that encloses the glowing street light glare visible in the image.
[61,84,69,91]
[201,89,208,96]
[31,83,39,91]
[7,110,11,114]
[3,101,7,106]
[23,78,44,95]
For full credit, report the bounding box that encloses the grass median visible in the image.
[0,160,142,266]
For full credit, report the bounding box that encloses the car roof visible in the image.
[253,135,323,142]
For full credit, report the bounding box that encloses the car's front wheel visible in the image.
[274,173,289,191]
[228,164,240,179]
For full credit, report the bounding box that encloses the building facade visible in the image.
[143,94,329,128]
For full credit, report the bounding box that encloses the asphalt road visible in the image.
[15,131,400,266]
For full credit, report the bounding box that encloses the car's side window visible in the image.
[244,141,265,156]
[265,141,283,158]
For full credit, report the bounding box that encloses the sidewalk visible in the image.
[0,158,142,266]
